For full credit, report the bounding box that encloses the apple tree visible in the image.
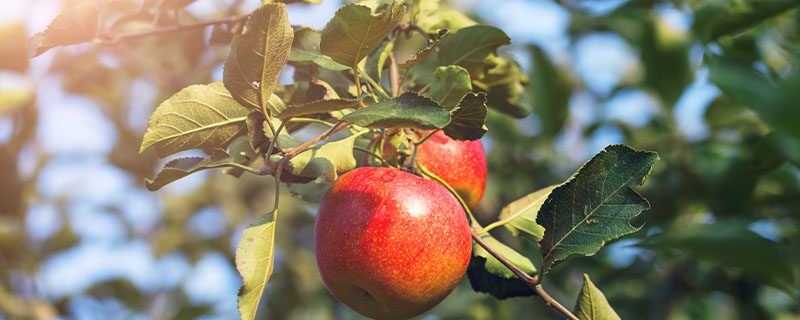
[2,0,800,319]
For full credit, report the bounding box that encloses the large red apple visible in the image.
[416,130,487,209]
[315,167,472,320]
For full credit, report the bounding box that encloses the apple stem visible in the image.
[353,147,397,168]
[470,229,579,320]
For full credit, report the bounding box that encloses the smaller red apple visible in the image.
[416,130,487,209]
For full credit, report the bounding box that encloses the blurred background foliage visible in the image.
[1,0,799,319]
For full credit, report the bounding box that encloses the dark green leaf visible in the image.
[537,145,659,273]
[340,92,450,129]
[320,1,405,68]
[140,81,250,157]
[478,56,531,118]
[236,210,277,320]
[497,185,556,242]
[573,274,621,320]
[638,220,795,290]
[527,45,570,136]
[438,25,510,67]
[426,65,471,110]
[467,233,536,298]
[466,255,535,299]
[443,92,488,141]
[0,24,29,72]
[223,3,294,110]
[30,3,99,57]
[695,0,800,41]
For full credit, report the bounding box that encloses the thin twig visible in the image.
[97,13,249,44]
[388,51,400,97]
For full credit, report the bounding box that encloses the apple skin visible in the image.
[416,130,487,209]
[315,167,472,320]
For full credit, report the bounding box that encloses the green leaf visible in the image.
[497,185,556,242]
[467,233,536,298]
[537,145,659,273]
[288,28,349,71]
[477,56,531,118]
[438,25,510,67]
[140,81,250,157]
[573,274,621,320]
[527,45,570,136]
[30,3,99,57]
[273,98,361,119]
[416,0,476,33]
[340,92,450,129]
[426,65,471,110]
[223,3,294,110]
[280,132,363,181]
[694,0,800,41]
[288,48,350,71]
[466,255,535,299]
[376,41,394,80]
[286,177,332,204]
[145,152,248,191]
[236,210,277,320]
[320,1,405,68]
[0,24,29,72]
[638,220,795,290]
[443,92,488,141]
[398,29,448,71]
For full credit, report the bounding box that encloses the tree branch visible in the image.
[470,229,579,320]
[98,13,249,44]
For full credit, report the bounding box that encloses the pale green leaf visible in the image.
[377,41,394,80]
[340,92,449,129]
[398,29,448,71]
[573,274,621,320]
[438,25,510,67]
[443,92,487,141]
[497,185,556,242]
[537,145,659,273]
[223,3,294,110]
[288,48,350,71]
[236,211,277,320]
[286,177,332,204]
[280,132,363,181]
[145,152,249,191]
[427,65,472,109]
[140,81,250,157]
[320,1,405,68]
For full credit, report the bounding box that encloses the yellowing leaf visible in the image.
[140,81,250,157]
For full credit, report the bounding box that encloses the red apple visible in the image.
[315,167,472,320]
[416,130,487,209]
